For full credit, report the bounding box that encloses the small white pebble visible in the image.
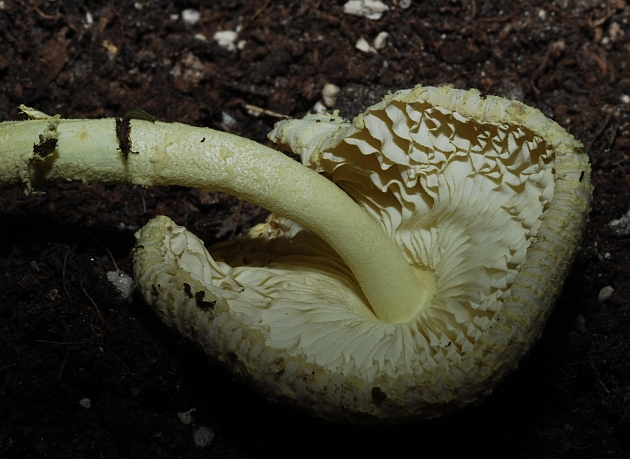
[182,9,200,25]
[399,0,412,8]
[85,12,93,27]
[194,33,207,41]
[322,83,340,108]
[214,30,239,52]
[538,9,547,20]
[598,286,614,302]
[356,37,377,53]
[170,14,179,21]
[134,2,143,10]
[604,252,612,259]
[344,0,389,20]
[79,398,91,409]
[193,427,215,448]
[177,408,197,425]
[313,101,327,114]
[621,94,630,104]
[107,270,134,299]
[608,211,630,237]
[221,111,238,130]
[373,31,389,50]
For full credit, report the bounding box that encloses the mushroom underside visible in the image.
[134,85,592,422]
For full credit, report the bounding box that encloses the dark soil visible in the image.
[1,1,629,458]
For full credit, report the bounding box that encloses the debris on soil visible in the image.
[344,0,389,20]
[106,270,134,300]
[597,285,615,302]
[609,210,630,237]
[193,426,215,448]
[214,30,239,52]
[322,83,340,108]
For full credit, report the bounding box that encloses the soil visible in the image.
[1,0,629,458]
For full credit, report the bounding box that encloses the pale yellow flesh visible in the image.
[0,116,432,323]
[0,85,594,423]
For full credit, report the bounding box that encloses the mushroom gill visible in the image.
[134,85,592,422]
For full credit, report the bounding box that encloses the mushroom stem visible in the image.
[0,117,432,323]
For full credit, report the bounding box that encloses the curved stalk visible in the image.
[0,116,433,322]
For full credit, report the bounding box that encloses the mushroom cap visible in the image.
[134,85,592,423]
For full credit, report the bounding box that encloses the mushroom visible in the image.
[133,86,592,422]
[0,85,591,423]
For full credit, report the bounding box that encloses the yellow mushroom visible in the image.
[0,85,592,423]
[134,86,592,422]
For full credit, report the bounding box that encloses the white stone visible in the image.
[356,37,377,53]
[193,427,214,447]
[598,286,614,302]
[182,9,200,25]
[214,30,239,52]
[177,408,197,425]
[322,83,340,108]
[344,0,389,20]
[78,398,91,409]
[313,101,327,114]
[107,271,134,299]
[373,31,389,50]
[608,210,630,237]
[221,111,238,130]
